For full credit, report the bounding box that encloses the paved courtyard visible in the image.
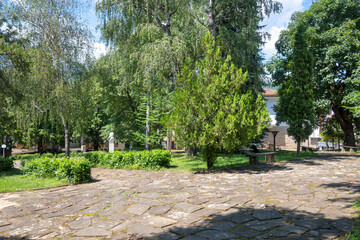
[0,152,359,239]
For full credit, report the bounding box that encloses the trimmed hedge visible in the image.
[90,150,171,170]
[22,156,92,184]
[0,157,13,172]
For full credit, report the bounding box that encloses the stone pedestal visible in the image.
[81,145,87,153]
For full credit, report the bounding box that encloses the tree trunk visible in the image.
[296,141,300,157]
[93,131,100,151]
[38,138,43,154]
[145,92,150,151]
[208,0,217,41]
[204,145,215,169]
[332,104,356,146]
[166,130,172,153]
[185,148,198,157]
[60,113,70,157]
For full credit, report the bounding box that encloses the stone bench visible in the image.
[246,152,278,164]
[301,146,314,152]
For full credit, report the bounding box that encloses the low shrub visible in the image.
[93,150,171,170]
[22,156,92,184]
[56,158,92,184]
[12,153,40,161]
[0,157,13,172]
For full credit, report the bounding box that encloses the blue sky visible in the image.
[261,0,313,61]
[85,0,314,60]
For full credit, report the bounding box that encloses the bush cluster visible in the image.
[89,150,171,170]
[0,157,13,172]
[22,156,92,184]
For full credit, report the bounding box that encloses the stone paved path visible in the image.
[0,152,359,239]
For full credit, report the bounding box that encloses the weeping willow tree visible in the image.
[97,0,193,149]
[14,0,91,156]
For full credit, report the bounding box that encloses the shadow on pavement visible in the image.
[126,206,354,240]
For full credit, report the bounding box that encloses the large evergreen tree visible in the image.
[268,23,316,156]
[172,32,269,169]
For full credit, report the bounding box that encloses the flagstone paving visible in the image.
[0,152,359,239]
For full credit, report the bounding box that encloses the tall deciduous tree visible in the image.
[172,32,269,169]
[192,0,282,90]
[15,0,91,156]
[268,23,316,156]
[97,0,191,150]
[270,0,360,146]
[0,2,29,152]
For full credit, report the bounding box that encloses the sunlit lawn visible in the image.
[0,169,68,193]
[170,150,318,172]
[346,198,360,240]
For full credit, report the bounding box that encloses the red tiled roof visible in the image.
[262,88,277,97]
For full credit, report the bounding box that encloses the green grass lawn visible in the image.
[169,150,318,172]
[345,198,360,239]
[0,169,68,193]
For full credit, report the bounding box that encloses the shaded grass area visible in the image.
[0,168,68,193]
[345,198,360,240]
[170,150,318,172]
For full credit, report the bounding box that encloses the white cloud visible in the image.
[261,0,306,60]
[93,41,107,59]
[262,26,285,59]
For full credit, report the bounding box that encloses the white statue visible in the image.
[109,132,114,153]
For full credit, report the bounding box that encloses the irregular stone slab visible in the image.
[67,217,91,229]
[174,202,203,213]
[111,220,133,232]
[266,229,289,237]
[0,219,11,227]
[243,219,284,231]
[109,212,132,220]
[74,226,111,237]
[126,204,150,215]
[207,203,232,211]
[207,221,237,231]
[294,219,329,230]
[320,229,340,239]
[181,236,207,240]
[231,227,261,237]
[127,223,163,237]
[278,225,308,235]
[149,206,172,215]
[196,229,237,240]
[169,224,203,236]
[331,219,353,232]
[232,215,255,224]
[192,208,219,217]
[253,208,283,220]
[94,220,121,229]
[140,215,177,228]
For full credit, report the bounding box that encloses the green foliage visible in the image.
[22,156,92,184]
[194,0,283,90]
[11,153,40,161]
[88,150,171,170]
[267,22,316,155]
[320,116,344,143]
[347,198,360,239]
[0,157,13,172]
[271,0,360,146]
[171,32,269,169]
